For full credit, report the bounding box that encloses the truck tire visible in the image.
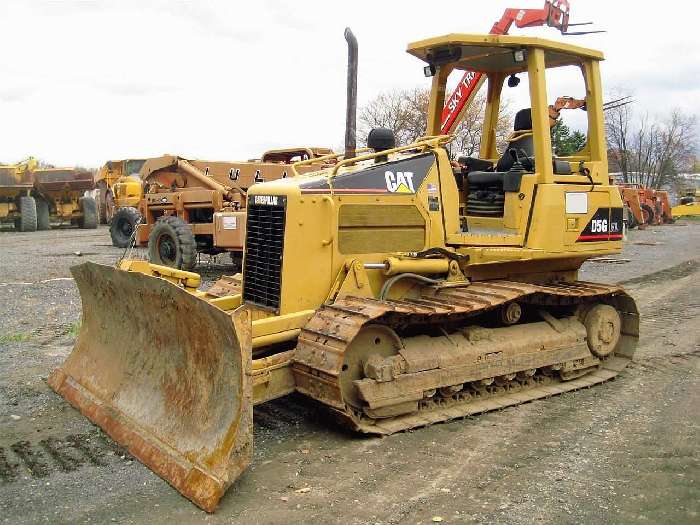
[148,216,197,270]
[230,251,243,273]
[110,207,141,248]
[15,196,37,232]
[640,203,655,225]
[36,198,50,230]
[105,191,115,224]
[97,181,109,224]
[624,205,638,229]
[78,196,98,229]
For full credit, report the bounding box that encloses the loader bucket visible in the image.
[48,262,253,512]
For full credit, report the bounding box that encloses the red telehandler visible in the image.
[440,0,601,134]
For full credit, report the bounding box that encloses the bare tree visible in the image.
[626,110,697,187]
[605,88,634,181]
[358,88,425,146]
[359,87,512,160]
[606,86,698,189]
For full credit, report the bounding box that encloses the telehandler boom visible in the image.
[49,34,638,512]
[440,0,601,134]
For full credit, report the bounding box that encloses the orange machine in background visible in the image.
[617,184,674,227]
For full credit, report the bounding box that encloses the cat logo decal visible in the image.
[385,171,415,193]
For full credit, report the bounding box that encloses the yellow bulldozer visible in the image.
[49,33,638,512]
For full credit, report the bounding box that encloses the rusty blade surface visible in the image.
[48,262,252,512]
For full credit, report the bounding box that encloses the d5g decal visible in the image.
[577,208,623,242]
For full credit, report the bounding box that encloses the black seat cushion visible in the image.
[552,159,572,175]
[495,108,535,172]
[467,171,504,185]
[457,156,494,173]
[513,108,533,131]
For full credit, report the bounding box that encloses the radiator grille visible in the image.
[242,196,286,310]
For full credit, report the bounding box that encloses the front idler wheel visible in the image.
[583,304,622,358]
[340,325,403,412]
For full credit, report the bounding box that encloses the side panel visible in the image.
[338,204,425,254]
[526,183,623,252]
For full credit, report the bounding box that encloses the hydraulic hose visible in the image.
[379,273,443,300]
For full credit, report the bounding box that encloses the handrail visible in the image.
[329,135,452,178]
[291,147,371,173]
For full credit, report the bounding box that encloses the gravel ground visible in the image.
[0,221,698,524]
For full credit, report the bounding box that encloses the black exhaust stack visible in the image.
[344,27,358,160]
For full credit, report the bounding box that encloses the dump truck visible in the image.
[109,148,334,270]
[32,167,98,230]
[0,160,97,231]
[95,158,147,223]
[0,158,39,231]
[49,32,639,512]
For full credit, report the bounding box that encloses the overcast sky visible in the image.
[1,0,698,168]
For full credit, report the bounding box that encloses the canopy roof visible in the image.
[407,34,603,74]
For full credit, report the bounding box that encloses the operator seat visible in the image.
[462,108,535,216]
[495,108,534,172]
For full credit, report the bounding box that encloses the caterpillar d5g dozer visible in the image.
[49,33,639,512]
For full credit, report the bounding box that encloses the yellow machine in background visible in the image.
[32,167,97,229]
[108,149,335,269]
[672,188,700,217]
[0,158,39,231]
[95,159,147,223]
[1,158,97,231]
[50,34,638,511]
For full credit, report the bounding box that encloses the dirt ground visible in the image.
[0,222,698,525]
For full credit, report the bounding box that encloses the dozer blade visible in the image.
[48,262,252,512]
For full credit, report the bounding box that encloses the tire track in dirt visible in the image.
[0,432,131,484]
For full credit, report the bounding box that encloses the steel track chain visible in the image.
[293,280,639,434]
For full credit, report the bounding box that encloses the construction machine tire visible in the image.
[641,203,655,225]
[230,251,243,273]
[48,262,253,512]
[15,196,37,232]
[36,198,50,231]
[105,191,115,223]
[110,207,141,247]
[148,216,197,270]
[78,196,98,229]
[97,181,113,224]
[624,205,638,229]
